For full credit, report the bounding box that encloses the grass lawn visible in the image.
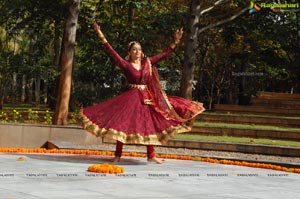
[194,121,300,132]
[201,111,300,120]
[3,104,49,110]
[174,134,300,147]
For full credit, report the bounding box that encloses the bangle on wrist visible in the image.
[169,43,176,49]
[100,38,108,44]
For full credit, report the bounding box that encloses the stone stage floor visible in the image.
[0,153,298,199]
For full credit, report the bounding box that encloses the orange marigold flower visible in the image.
[1,147,300,175]
[88,163,124,174]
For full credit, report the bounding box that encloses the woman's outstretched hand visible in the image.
[94,22,107,44]
[94,22,103,37]
[174,27,184,44]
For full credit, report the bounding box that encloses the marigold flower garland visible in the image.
[88,163,125,174]
[0,147,299,174]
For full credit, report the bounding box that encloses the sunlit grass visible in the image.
[201,111,300,119]
[194,121,300,132]
[174,134,300,147]
[3,104,49,110]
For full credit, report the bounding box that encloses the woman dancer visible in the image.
[77,23,205,164]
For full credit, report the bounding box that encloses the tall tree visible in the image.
[53,0,81,125]
[180,0,201,100]
[180,0,249,100]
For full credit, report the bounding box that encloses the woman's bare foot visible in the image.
[147,157,165,164]
[111,156,121,163]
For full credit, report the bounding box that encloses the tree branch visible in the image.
[198,7,248,34]
[200,0,230,15]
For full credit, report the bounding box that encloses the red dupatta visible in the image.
[142,58,187,123]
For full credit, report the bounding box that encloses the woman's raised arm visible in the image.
[149,28,184,65]
[94,23,128,70]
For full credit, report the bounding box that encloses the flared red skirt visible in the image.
[77,89,204,145]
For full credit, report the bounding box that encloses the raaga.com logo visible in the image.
[249,1,299,14]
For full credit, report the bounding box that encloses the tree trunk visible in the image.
[238,58,247,105]
[227,75,234,104]
[27,78,33,103]
[53,0,81,125]
[43,79,48,104]
[195,38,208,100]
[21,75,26,103]
[34,76,40,106]
[180,0,201,100]
[12,73,17,103]
[208,82,214,110]
[49,20,62,110]
[216,87,221,104]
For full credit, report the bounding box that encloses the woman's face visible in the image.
[128,43,142,61]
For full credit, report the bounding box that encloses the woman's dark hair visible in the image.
[127,41,141,52]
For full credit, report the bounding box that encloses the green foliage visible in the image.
[0,0,299,110]
[27,109,39,122]
[0,111,9,123]
[12,109,22,122]
[195,0,300,106]
[43,109,52,125]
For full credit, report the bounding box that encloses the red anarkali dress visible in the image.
[77,42,205,145]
